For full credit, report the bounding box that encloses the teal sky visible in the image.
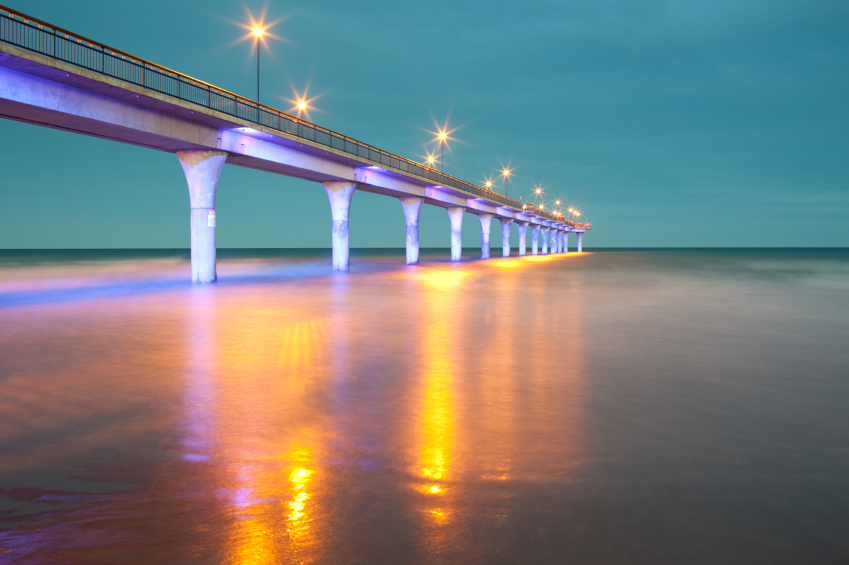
[1,0,847,248]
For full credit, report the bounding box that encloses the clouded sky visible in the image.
[1,0,847,248]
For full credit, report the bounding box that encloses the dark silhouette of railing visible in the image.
[0,5,580,226]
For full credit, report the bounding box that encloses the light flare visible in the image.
[427,120,458,148]
[423,150,438,168]
[284,87,321,120]
[231,7,285,46]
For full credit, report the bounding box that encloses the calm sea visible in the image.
[0,248,847,564]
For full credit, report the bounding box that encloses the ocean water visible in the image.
[0,248,847,564]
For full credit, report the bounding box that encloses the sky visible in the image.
[1,0,847,248]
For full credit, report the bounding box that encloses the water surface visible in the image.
[1,249,847,564]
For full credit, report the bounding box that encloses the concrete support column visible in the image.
[400,197,424,265]
[542,227,549,254]
[577,231,584,253]
[177,150,227,284]
[516,222,528,256]
[446,207,465,261]
[500,219,513,257]
[564,231,570,253]
[557,230,564,253]
[531,225,539,255]
[478,214,493,259]
[324,182,357,271]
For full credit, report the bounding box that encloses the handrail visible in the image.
[0,4,581,227]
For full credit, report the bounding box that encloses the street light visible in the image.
[500,167,512,197]
[427,121,454,173]
[285,88,319,120]
[292,96,309,119]
[252,24,265,102]
[437,130,447,173]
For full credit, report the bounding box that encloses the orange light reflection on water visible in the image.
[208,312,331,565]
[476,272,518,486]
[414,266,463,529]
[285,462,315,536]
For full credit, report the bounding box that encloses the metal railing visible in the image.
[0,5,579,226]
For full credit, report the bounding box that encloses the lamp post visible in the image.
[252,24,265,102]
[501,167,511,198]
[437,130,446,173]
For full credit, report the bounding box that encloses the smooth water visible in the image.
[0,249,847,564]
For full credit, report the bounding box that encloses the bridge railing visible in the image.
[0,6,579,226]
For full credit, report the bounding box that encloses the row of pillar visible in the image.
[178,150,583,283]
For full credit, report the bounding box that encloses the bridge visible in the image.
[0,5,590,283]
